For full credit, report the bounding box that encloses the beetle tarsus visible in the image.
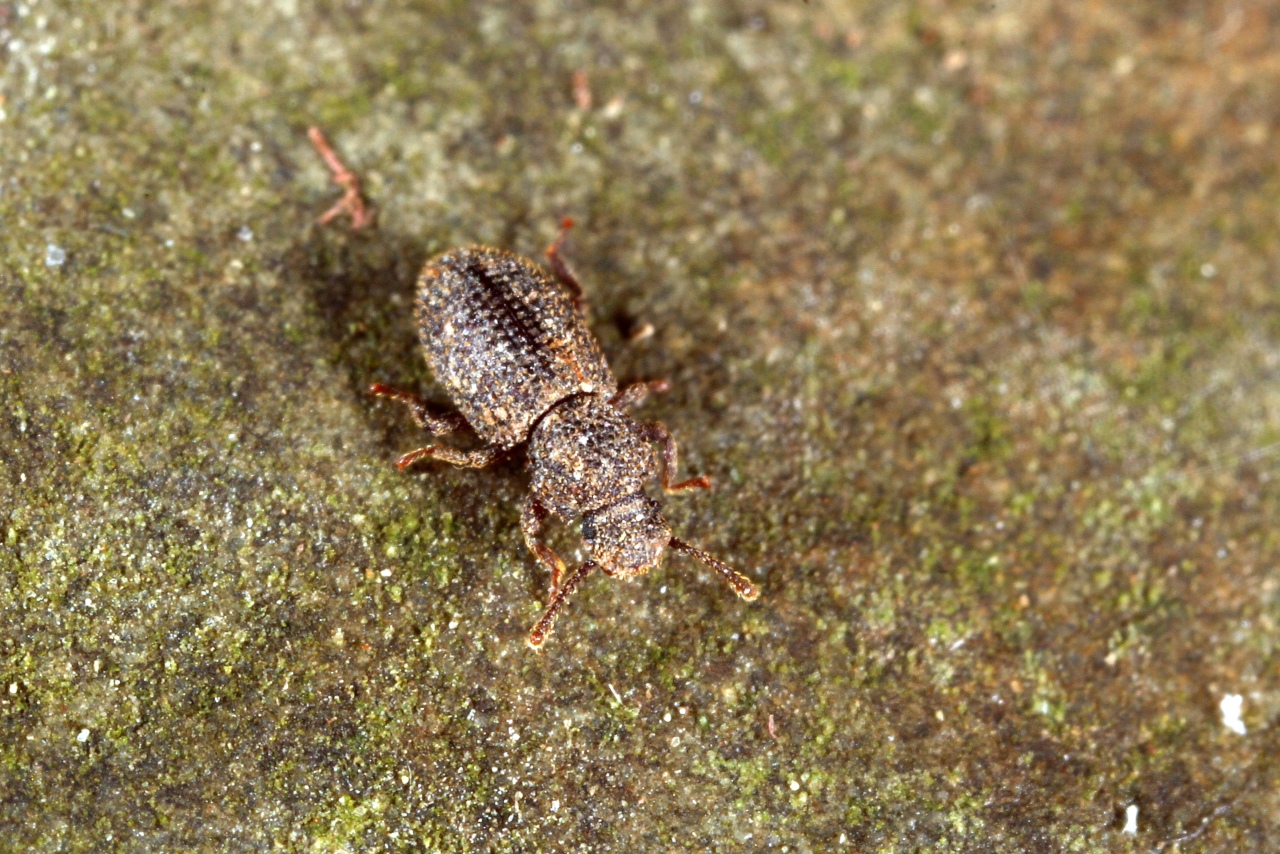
[395,447,436,469]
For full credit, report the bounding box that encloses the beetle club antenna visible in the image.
[527,560,597,649]
[669,538,760,601]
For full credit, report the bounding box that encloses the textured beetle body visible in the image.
[527,394,652,518]
[416,247,615,449]
[371,224,759,648]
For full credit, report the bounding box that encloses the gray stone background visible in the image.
[2,0,1278,850]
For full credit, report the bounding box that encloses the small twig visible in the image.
[572,69,592,110]
[1153,801,1234,851]
[307,126,374,230]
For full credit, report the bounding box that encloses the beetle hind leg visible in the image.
[370,383,468,436]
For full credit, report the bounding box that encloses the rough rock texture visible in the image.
[2,1,1278,850]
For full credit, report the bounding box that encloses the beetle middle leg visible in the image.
[370,383,468,436]
[521,495,569,600]
[394,444,503,471]
[372,384,497,470]
[641,421,712,493]
[544,217,586,314]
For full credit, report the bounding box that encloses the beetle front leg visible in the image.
[527,560,597,649]
[370,383,468,436]
[610,379,670,410]
[641,421,712,493]
[520,495,569,601]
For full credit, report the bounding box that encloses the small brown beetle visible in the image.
[370,221,759,647]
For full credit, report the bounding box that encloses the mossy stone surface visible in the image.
[2,1,1278,850]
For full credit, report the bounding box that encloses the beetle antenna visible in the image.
[669,538,759,601]
[527,560,597,649]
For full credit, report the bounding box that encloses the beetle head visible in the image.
[529,492,759,648]
[582,493,671,578]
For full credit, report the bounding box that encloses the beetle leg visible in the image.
[527,560,597,649]
[520,495,569,601]
[640,421,712,493]
[370,383,468,436]
[544,217,586,314]
[669,538,759,601]
[394,444,503,471]
[610,379,670,410]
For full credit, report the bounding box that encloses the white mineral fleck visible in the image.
[1122,804,1137,835]
[1220,693,1246,735]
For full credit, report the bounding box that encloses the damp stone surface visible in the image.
[1,1,1278,850]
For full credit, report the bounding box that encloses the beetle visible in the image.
[305,130,754,646]
[366,221,759,647]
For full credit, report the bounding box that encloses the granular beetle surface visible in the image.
[371,220,759,647]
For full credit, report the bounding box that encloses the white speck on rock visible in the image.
[237,225,253,242]
[1221,693,1246,735]
[76,728,90,743]
[1122,804,1137,834]
[45,244,66,267]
